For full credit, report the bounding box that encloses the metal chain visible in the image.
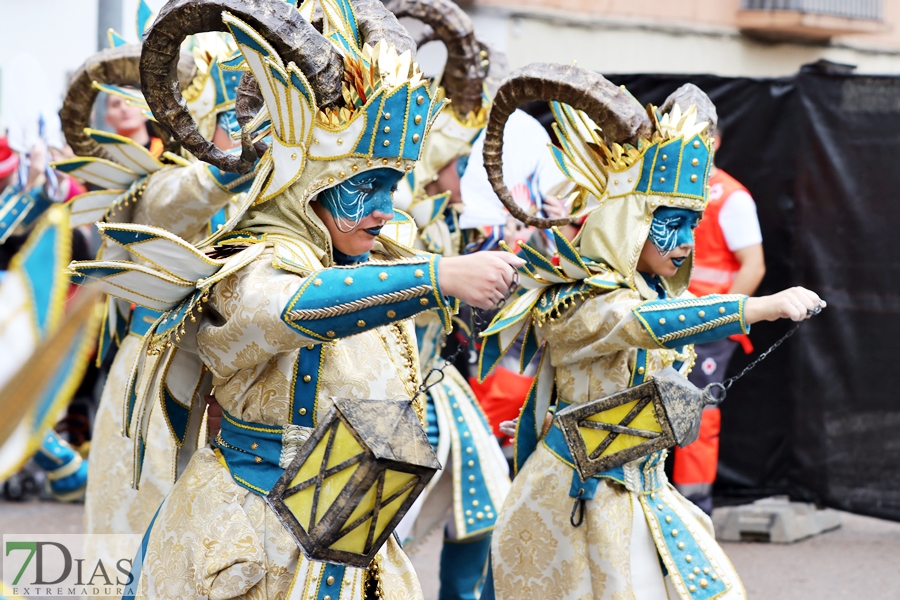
[705,305,822,404]
[413,276,519,404]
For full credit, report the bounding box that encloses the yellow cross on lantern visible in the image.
[268,397,441,568]
[555,367,716,480]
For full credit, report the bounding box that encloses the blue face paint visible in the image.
[318,168,402,233]
[648,206,701,257]
[217,109,242,138]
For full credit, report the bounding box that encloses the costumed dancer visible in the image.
[457,109,571,456]
[476,64,824,599]
[52,33,254,563]
[0,204,100,498]
[0,130,92,502]
[383,1,510,597]
[69,0,522,597]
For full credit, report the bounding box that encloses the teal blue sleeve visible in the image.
[631,294,749,349]
[206,163,257,194]
[282,254,451,341]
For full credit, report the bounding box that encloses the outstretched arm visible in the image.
[200,250,523,377]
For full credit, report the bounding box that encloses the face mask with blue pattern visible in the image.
[318,168,402,233]
[648,206,701,256]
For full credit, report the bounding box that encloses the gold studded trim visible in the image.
[286,285,433,321]
[656,314,741,345]
[634,295,745,313]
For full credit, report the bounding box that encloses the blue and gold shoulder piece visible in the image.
[282,254,451,341]
[632,294,748,349]
[534,281,598,325]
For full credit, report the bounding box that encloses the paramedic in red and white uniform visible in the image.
[673,130,766,515]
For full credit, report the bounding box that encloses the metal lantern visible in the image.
[267,397,441,568]
[555,367,716,481]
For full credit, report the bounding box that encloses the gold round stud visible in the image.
[326,576,335,586]
[691,174,698,182]
[344,277,353,285]
[638,366,645,375]
[339,171,345,178]
[414,115,422,125]
[383,126,391,134]
[351,164,359,171]
[303,375,311,382]
[366,159,373,166]
[299,407,307,415]
[386,310,396,318]
[254,456,263,463]
[357,320,366,327]
[412,133,420,143]
[719,306,726,314]
[420,298,429,305]
[382,140,390,147]
[679,315,686,322]
[417,96,425,105]
[659,318,666,325]
[694,140,701,148]
[337,138,344,145]
[291,152,297,160]
[327,331,335,338]
[250,442,259,450]
[662,154,668,160]
[660,165,666,172]
[659,177,666,183]
[382,158,388,165]
[692,158,700,166]
[328,177,334,184]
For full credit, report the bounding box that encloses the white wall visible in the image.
[0,0,99,139]
[467,5,900,77]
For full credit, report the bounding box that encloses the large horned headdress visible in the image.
[384,0,490,223]
[141,0,442,208]
[58,44,196,161]
[385,0,488,120]
[485,63,717,294]
[485,64,717,228]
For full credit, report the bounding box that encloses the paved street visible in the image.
[2,499,899,598]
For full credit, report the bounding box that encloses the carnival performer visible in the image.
[475,64,825,599]
[0,133,91,502]
[383,2,510,597]
[0,203,99,501]
[53,33,254,564]
[69,0,523,597]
